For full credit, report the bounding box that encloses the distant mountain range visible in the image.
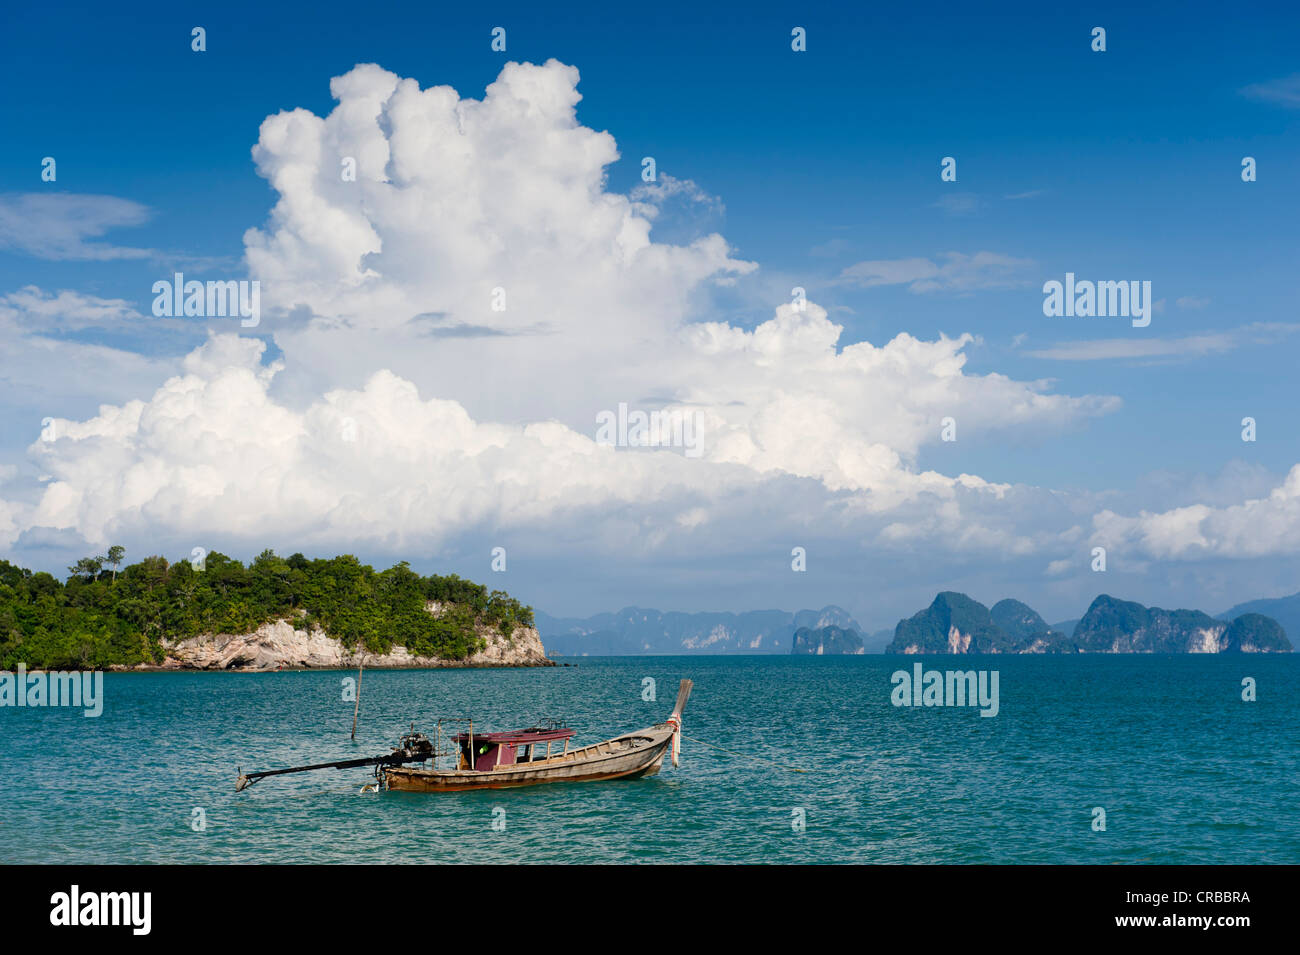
[537,591,1299,656]
[885,592,1292,654]
[536,605,861,655]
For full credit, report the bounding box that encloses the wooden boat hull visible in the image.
[383,724,675,792]
[234,681,693,796]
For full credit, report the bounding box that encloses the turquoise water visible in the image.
[1,656,1296,863]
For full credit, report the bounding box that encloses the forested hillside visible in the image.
[0,549,533,669]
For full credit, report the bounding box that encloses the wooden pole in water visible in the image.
[350,655,364,740]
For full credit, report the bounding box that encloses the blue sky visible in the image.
[2,0,1299,628]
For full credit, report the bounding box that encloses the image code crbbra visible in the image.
[0,0,1292,936]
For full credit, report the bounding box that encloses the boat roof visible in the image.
[453,726,575,745]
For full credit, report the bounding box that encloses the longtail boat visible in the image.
[235,678,693,793]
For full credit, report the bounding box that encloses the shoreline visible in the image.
[5,659,566,675]
[105,659,564,673]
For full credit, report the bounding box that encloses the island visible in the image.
[791,625,865,655]
[0,549,550,671]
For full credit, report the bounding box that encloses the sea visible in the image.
[2,655,1296,864]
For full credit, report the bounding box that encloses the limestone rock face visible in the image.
[463,623,551,666]
[160,620,349,669]
[790,625,864,655]
[887,592,1014,654]
[156,615,553,670]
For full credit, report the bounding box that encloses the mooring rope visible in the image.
[679,733,812,774]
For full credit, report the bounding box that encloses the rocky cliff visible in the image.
[791,625,864,655]
[149,602,552,670]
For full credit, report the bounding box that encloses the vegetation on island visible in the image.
[0,548,535,670]
[889,592,1033,653]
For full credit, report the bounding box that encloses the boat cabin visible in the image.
[453,726,575,771]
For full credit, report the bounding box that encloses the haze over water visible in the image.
[3,656,1295,864]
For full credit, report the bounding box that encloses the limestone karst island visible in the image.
[0,549,550,671]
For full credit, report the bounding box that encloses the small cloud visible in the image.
[1026,323,1300,361]
[0,286,144,330]
[930,193,984,216]
[809,238,851,258]
[1011,332,1028,348]
[1240,73,1300,108]
[0,193,154,261]
[629,175,723,218]
[839,257,938,289]
[151,251,242,272]
[1027,335,1230,361]
[1175,296,1210,309]
[676,507,708,529]
[1003,190,1045,201]
[838,251,1035,294]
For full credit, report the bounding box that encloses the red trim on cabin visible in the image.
[453,726,575,772]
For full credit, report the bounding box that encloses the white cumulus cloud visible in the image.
[1,60,1123,581]
[1093,465,1300,560]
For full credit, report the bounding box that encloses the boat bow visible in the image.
[665,678,693,767]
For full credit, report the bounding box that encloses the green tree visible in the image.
[105,545,126,582]
[67,556,103,582]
